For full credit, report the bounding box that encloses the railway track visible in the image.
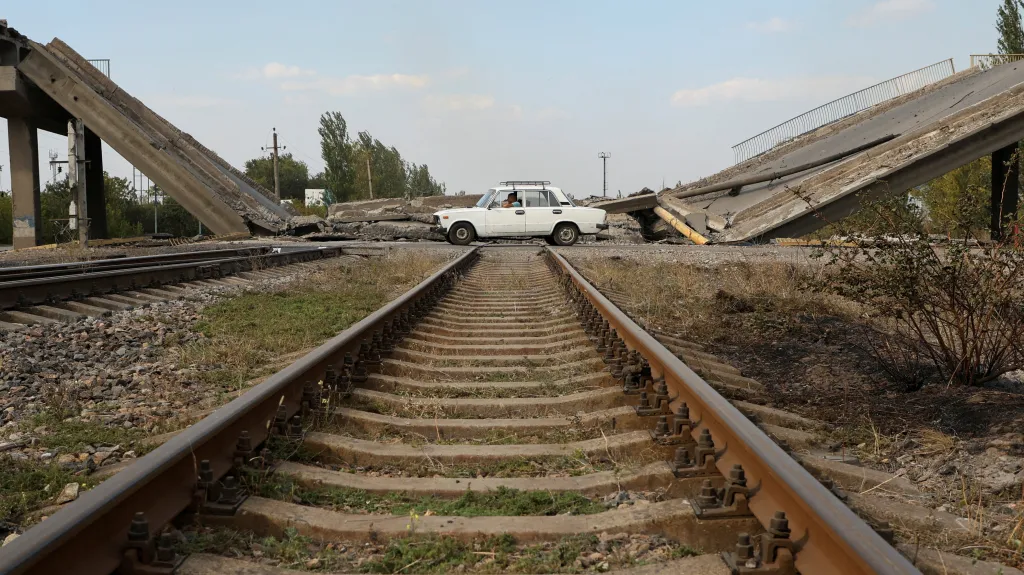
[0,246,353,329]
[0,246,919,575]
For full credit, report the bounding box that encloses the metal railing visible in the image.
[731,59,955,164]
[970,54,1024,69]
[86,58,109,78]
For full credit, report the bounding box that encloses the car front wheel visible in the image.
[552,223,579,246]
[448,222,476,245]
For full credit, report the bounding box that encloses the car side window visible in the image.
[523,191,551,207]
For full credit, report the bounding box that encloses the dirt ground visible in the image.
[566,247,1024,568]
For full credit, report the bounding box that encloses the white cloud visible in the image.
[281,73,429,96]
[262,62,316,79]
[670,75,876,107]
[846,0,933,27]
[234,63,426,97]
[745,17,794,33]
[424,94,495,112]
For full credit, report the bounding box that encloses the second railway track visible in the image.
[0,246,919,575]
[0,246,355,328]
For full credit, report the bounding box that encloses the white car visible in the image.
[433,182,608,246]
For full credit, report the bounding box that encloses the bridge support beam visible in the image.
[84,127,107,239]
[7,116,41,248]
[991,144,1020,241]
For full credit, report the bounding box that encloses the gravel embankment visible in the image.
[0,268,318,473]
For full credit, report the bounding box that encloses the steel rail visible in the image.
[0,247,336,310]
[0,247,272,282]
[0,247,479,575]
[546,248,919,575]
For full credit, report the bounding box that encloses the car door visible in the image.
[523,190,560,234]
[484,191,526,236]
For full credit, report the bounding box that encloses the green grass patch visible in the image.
[26,413,145,453]
[0,458,95,528]
[177,253,449,390]
[177,527,699,573]
[247,472,606,517]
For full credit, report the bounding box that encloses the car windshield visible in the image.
[475,191,495,208]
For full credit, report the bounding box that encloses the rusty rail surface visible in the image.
[545,248,919,575]
[0,247,479,575]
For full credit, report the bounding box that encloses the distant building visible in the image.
[305,189,327,207]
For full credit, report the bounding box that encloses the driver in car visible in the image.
[501,192,521,208]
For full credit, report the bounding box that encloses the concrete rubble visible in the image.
[295,194,646,243]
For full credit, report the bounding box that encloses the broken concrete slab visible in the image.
[596,61,1024,243]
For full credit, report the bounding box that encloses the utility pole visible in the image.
[261,128,285,202]
[598,152,610,197]
[153,186,159,235]
[366,156,374,200]
[68,119,88,247]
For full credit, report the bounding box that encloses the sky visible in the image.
[0,0,1001,199]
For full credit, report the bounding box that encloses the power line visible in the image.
[276,134,322,167]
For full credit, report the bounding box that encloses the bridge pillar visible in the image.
[84,127,107,239]
[991,144,1020,241]
[7,116,41,248]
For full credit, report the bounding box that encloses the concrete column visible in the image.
[7,117,41,248]
[991,144,1020,241]
[84,127,107,239]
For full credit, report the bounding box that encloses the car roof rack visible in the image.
[499,180,550,189]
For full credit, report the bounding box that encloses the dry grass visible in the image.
[577,258,858,339]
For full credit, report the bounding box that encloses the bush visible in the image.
[816,196,1024,389]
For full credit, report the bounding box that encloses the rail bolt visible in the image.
[735,533,756,564]
[220,475,242,504]
[696,479,719,509]
[287,415,304,438]
[197,459,214,485]
[673,403,695,435]
[635,391,660,416]
[672,446,692,469]
[653,415,669,437]
[127,512,150,543]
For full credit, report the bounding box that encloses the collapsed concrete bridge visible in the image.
[0,21,292,248]
[596,58,1024,243]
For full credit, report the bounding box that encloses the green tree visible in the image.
[104,172,145,238]
[407,163,445,197]
[40,178,73,243]
[243,153,310,201]
[318,112,355,202]
[997,0,1024,54]
[913,158,991,235]
[317,111,447,201]
[309,171,327,190]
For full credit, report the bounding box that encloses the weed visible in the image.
[249,472,606,517]
[25,412,145,453]
[0,458,93,528]
[814,195,1024,388]
[172,253,448,390]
